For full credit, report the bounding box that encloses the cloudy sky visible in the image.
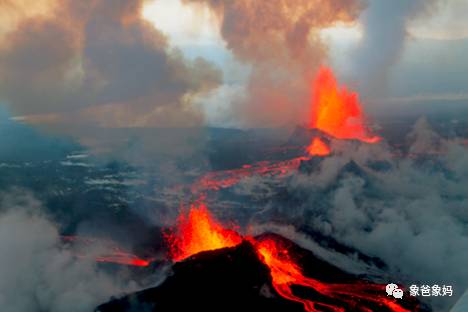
[0,2,467,310]
[143,0,468,125]
[0,0,467,131]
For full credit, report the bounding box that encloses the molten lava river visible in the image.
[190,66,380,194]
[165,203,414,312]
[162,67,412,311]
[87,66,412,311]
[62,236,151,267]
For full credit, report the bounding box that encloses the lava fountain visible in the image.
[306,137,331,156]
[309,66,380,149]
[190,66,383,194]
[160,65,412,311]
[165,202,243,261]
[165,203,413,312]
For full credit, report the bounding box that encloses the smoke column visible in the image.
[183,0,363,127]
[352,0,439,97]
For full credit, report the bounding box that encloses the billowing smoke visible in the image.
[352,0,440,97]
[229,118,468,310]
[0,190,138,312]
[0,0,224,170]
[407,117,446,154]
[0,0,221,135]
[184,0,363,127]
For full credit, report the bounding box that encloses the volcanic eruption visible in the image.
[2,0,467,311]
[170,204,420,312]
[307,137,332,156]
[190,66,381,194]
[97,200,423,312]
[95,66,427,311]
[309,66,380,144]
[305,66,380,157]
[165,202,243,261]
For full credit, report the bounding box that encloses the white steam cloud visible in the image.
[0,191,137,312]
[352,0,440,97]
[233,118,468,310]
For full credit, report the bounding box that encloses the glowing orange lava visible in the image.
[165,205,412,311]
[166,203,243,261]
[95,254,150,267]
[310,66,380,144]
[62,236,151,267]
[306,137,331,156]
[191,157,307,194]
[254,238,340,312]
[252,238,411,312]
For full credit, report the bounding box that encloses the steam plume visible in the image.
[184,0,363,127]
[352,0,440,97]
[0,190,136,312]
[0,0,221,129]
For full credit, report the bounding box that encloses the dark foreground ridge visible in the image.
[96,240,304,312]
[96,234,429,312]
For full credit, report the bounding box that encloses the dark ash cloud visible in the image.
[0,0,221,128]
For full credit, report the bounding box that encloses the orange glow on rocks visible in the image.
[310,66,380,143]
[165,205,412,311]
[253,238,411,312]
[166,203,243,261]
[61,235,151,267]
[190,157,307,194]
[254,238,338,312]
[95,255,150,267]
[306,137,331,156]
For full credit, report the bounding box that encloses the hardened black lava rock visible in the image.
[96,235,430,312]
[96,240,304,312]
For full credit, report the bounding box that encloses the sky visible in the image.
[0,0,467,130]
[0,3,467,310]
[142,0,468,126]
[142,0,468,51]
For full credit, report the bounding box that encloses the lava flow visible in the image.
[161,66,408,311]
[253,237,335,312]
[62,236,150,267]
[190,66,384,194]
[306,137,331,156]
[191,157,307,194]
[95,254,150,267]
[309,66,380,144]
[165,202,243,261]
[253,237,412,312]
[165,204,413,312]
